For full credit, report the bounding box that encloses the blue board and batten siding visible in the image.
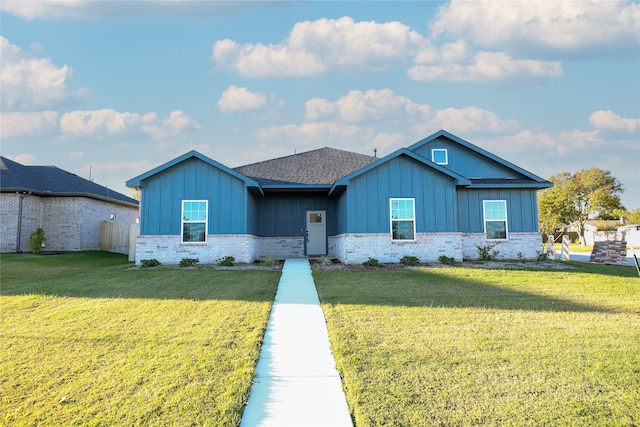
[140,158,249,235]
[254,193,337,237]
[412,136,521,179]
[338,155,459,234]
[457,188,539,233]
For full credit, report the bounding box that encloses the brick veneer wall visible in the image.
[330,231,542,264]
[0,193,138,252]
[133,231,544,265]
[135,234,257,265]
[589,241,628,265]
[461,232,542,260]
[331,232,464,264]
[255,236,305,259]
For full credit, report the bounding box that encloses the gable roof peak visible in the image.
[408,130,550,185]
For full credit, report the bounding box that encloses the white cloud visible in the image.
[217,86,267,113]
[1,37,88,110]
[409,50,563,83]
[478,129,605,157]
[142,110,201,140]
[60,109,157,137]
[258,122,376,147]
[6,153,37,165]
[212,16,425,77]
[431,0,640,56]
[59,108,200,141]
[0,111,59,138]
[1,1,285,20]
[414,106,520,135]
[306,89,432,123]
[589,110,640,133]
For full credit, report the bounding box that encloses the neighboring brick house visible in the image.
[1,156,139,253]
[127,130,552,265]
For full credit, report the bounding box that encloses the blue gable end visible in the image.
[127,152,258,236]
[335,150,466,234]
[408,130,552,187]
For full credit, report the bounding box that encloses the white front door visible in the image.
[306,210,326,255]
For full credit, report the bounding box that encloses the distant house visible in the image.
[618,224,640,247]
[0,157,139,253]
[568,219,628,246]
[126,130,552,265]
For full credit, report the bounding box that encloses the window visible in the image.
[390,198,416,240]
[309,212,323,223]
[432,148,448,165]
[182,200,207,243]
[483,200,508,240]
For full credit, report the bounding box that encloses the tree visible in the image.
[627,208,640,224]
[538,168,624,244]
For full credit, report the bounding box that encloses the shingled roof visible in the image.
[234,147,377,185]
[1,156,138,206]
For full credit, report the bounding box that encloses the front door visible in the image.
[306,210,326,255]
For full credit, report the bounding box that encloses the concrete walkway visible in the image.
[240,258,353,427]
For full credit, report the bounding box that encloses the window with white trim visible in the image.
[182,200,207,243]
[390,198,416,241]
[483,200,508,240]
[431,148,448,165]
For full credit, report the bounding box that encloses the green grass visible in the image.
[314,263,640,426]
[1,252,280,426]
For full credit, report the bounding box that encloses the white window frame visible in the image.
[483,200,508,240]
[431,148,448,165]
[390,198,416,241]
[181,200,208,243]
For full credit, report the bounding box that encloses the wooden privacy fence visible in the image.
[101,221,139,261]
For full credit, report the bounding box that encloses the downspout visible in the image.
[15,191,31,252]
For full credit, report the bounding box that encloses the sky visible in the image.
[1,0,639,210]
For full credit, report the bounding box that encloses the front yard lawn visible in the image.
[315,263,640,426]
[1,252,280,426]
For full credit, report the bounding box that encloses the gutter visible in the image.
[15,191,31,252]
[1,187,139,209]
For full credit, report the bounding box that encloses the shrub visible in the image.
[438,255,456,265]
[362,257,379,267]
[179,257,199,267]
[535,251,549,262]
[29,227,47,254]
[261,256,277,267]
[216,256,235,267]
[400,255,420,266]
[141,259,161,268]
[319,256,332,266]
[476,244,499,261]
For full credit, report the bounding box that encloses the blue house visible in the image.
[126,130,551,264]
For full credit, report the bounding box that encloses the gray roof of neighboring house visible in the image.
[234,147,378,185]
[0,156,138,206]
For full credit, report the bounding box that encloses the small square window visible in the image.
[432,149,448,165]
[309,213,323,223]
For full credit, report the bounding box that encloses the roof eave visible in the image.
[468,182,553,189]
[261,184,333,191]
[1,188,139,207]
